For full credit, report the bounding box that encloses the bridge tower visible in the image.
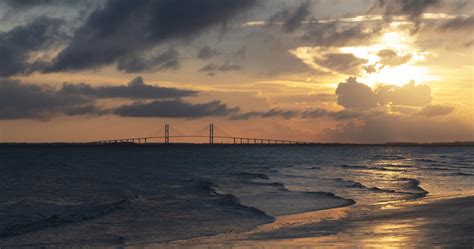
[209,123,214,144]
[165,124,170,144]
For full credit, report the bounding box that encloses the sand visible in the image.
[142,195,474,248]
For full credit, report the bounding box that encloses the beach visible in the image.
[156,195,474,248]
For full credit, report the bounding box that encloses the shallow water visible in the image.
[0,145,473,247]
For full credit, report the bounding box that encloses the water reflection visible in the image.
[356,219,427,248]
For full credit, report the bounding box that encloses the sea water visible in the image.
[0,145,473,247]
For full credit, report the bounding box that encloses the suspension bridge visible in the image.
[90,124,307,145]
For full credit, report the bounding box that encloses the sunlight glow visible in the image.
[292,28,435,87]
[363,65,435,86]
[382,32,409,46]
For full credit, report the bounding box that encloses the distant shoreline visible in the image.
[0,142,473,146]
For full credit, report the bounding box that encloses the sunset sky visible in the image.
[0,0,473,143]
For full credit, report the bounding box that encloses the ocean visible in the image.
[0,144,473,247]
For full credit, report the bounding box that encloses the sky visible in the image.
[0,0,473,143]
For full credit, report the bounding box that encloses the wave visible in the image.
[451,172,474,176]
[237,191,355,217]
[398,178,429,198]
[340,164,367,170]
[457,161,474,165]
[0,195,144,238]
[421,166,453,171]
[196,178,355,218]
[303,191,356,209]
[340,164,406,172]
[193,180,274,220]
[306,191,356,206]
[233,171,289,189]
[234,172,270,180]
[414,158,437,163]
[333,177,428,200]
[0,200,19,206]
[334,178,367,189]
[334,178,398,194]
[376,163,413,168]
[374,155,407,160]
[454,165,474,170]
[246,181,287,190]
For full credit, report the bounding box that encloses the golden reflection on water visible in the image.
[163,213,429,248]
[357,219,427,248]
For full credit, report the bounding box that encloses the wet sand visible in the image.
[145,195,474,248]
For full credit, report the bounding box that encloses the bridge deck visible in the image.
[91,135,305,144]
[89,124,308,144]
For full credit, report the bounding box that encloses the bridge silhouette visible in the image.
[91,124,307,145]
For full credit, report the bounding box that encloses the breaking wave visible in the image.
[333,177,428,199]
[193,180,275,220]
[398,178,429,198]
[334,178,398,194]
[216,172,356,217]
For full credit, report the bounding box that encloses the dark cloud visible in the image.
[60,76,196,99]
[241,30,314,77]
[316,53,368,74]
[231,109,299,120]
[234,46,247,60]
[117,48,180,73]
[0,17,65,77]
[197,46,220,60]
[437,15,474,31]
[369,0,440,19]
[376,81,432,106]
[302,21,382,47]
[335,77,378,109]
[416,104,454,117]
[377,49,412,67]
[270,1,311,33]
[0,78,97,119]
[46,0,256,72]
[301,109,369,120]
[0,76,386,122]
[199,62,243,75]
[368,0,441,33]
[113,100,239,118]
[2,0,81,8]
[0,77,203,119]
[63,105,103,116]
[296,0,441,48]
[231,108,368,121]
[363,49,412,74]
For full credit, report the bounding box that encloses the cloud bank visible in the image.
[114,100,239,118]
[45,0,256,73]
[60,77,196,99]
[0,17,65,77]
[0,77,220,119]
[0,78,96,119]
